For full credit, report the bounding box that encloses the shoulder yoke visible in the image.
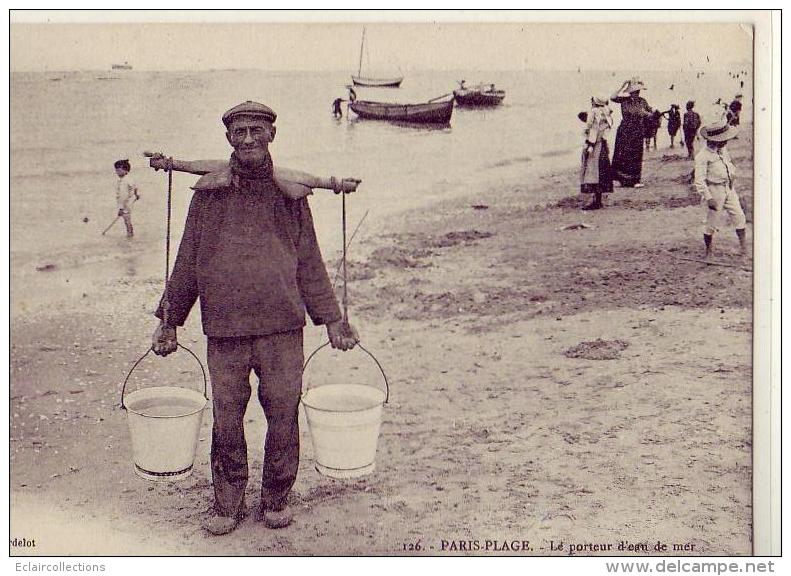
[191,167,233,191]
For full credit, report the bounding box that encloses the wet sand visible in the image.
[10,133,753,556]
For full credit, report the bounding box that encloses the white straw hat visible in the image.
[700,118,740,142]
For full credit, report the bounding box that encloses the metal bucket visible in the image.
[301,343,389,479]
[121,346,208,481]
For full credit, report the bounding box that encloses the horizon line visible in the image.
[11,65,752,74]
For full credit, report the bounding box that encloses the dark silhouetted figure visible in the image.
[682,100,702,159]
[611,78,652,188]
[644,110,662,150]
[664,104,682,148]
[727,97,742,126]
[332,98,344,119]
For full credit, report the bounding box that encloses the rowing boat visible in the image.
[349,98,453,125]
[453,85,506,107]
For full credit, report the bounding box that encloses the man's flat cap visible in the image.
[222,101,277,127]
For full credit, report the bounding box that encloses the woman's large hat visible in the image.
[626,77,646,93]
[700,118,740,142]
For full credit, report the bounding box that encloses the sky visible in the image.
[10,20,753,73]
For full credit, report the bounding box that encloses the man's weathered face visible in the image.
[226,116,276,165]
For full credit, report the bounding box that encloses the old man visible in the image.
[151,101,359,535]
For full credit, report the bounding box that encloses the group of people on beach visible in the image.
[578,77,747,258]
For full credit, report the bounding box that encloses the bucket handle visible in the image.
[120,344,209,410]
[302,341,389,404]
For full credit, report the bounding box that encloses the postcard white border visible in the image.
[4,7,782,571]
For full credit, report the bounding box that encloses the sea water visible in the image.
[126,394,205,418]
[10,69,747,316]
[304,388,383,412]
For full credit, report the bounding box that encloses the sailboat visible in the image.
[351,28,403,88]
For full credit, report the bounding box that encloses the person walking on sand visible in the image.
[682,101,702,159]
[727,94,743,126]
[114,159,139,238]
[579,95,614,210]
[664,104,682,148]
[643,109,662,151]
[150,101,361,536]
[610,78,652,188]
[694,118,747,258]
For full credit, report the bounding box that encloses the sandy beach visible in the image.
[10,131,753,556]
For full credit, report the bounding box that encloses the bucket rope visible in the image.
[331,209,368,289]
[341,191,348,323]
[163,159,173,327]
[120,155,208,409]
[301,188,389,403]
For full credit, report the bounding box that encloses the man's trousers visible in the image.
[206,329,303,518]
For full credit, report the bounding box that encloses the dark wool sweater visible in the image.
[156,156,341,337]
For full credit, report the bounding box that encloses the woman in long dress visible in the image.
[579,95,614,210]
[610,78,652,188]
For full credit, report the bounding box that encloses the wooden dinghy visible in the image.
[349,98,454,125]
[453,84,506,107]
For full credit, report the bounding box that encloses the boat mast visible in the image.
[358,27,366,77]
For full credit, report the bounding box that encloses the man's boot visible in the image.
[264,505,293,529]
[256,503,293,529]
[204,515,241,536]
[203,501,245,535]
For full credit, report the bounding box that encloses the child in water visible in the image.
[114,159,139,238]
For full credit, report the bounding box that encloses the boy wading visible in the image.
[151,101,359,535]
[114,159,138,237]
